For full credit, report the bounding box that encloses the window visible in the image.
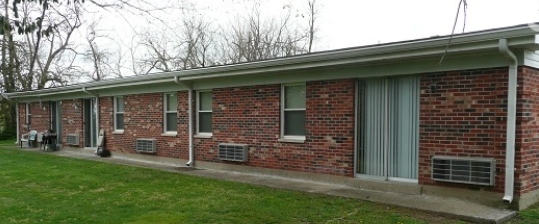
[164,92,178,133]
[25,103,31,124]
[282,84,306,139]
[197,91,212,135]
[114,96,124,131]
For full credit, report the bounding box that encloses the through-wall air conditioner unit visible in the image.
[66,134,79,146]
[218,143,248,162]
[135,138,156,154]
[432,156,496,186]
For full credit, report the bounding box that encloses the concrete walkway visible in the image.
[41,147,517,224]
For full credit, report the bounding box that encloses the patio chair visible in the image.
[20,130,38,148]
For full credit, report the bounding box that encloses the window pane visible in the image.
[284,110,305,136]
[200,92,212,111]
[166,113,177,132]
[116,97,124,112]
[166,93,177,111]
[285,85,306,109]
[199,112,212,133]
[116,114,124,130]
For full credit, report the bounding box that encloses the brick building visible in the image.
[4,24,539,210]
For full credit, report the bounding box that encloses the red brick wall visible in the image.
[515,67,539,195]
[100,97,113,149]
[34,102,51,132]
[195,80,356,176]
[17,67,539,196]
[18,103,28,134]
[419,68,508,193]
[176,91,190,159]
[100,93,189,159]
[61,99,83,146]
[22,102,51,133]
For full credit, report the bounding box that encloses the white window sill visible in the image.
[112,130,124,134]
[194,134,212,139]
[278,137,305,144]
[161,132,178,137]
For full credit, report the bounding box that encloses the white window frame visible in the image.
[280,83,306,142]
[25,103,31,125]
[196,90,212,137]
[113,96,124,133]
[163,92,178,134]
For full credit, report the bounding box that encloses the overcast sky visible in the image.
[71,0,539,81]
[316,0,539,50]
[91,0,539,51]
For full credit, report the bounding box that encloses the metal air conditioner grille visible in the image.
[432,156,495,186]
[135,138,156,153]
[218,143,248,162]
[66,134,79,146]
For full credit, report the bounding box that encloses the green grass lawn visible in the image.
[2,140,538,223]
[0,146,467,224]
[508,203,539,224]
[0,138,17,146]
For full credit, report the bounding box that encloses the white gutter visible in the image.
[499,39,518,203]
[82,87,100,149]
[174,76,195,167]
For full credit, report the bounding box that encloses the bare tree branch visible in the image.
[437,0,468,66]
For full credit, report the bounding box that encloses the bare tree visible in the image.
[110,44,128,78]
[35,4,82,89]
[135,11,216,73]
[307,0,318,53]
[222,1,309,64]
[137,30,177,72]
[132,0,316,71]
[82,19,122,81]
[176,15,216,69]
[438,0,468,66]
[5,1,83,90]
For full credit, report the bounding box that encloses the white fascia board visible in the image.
[2,74,177,100]
[523,50,539,68]
[177,32,539,81]
[4,89,83,101]
[178,40,501,82]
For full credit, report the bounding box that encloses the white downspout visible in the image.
[175,76,195,167]
[83,87,99,149]
[499,39,517,203]
[16,101,19,144]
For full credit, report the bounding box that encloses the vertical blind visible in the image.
[359,76,419,180]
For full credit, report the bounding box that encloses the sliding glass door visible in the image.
[358,76,419,181]
[84,99,97,148]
